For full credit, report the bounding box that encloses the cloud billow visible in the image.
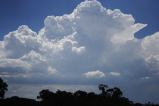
[0,1,159,102]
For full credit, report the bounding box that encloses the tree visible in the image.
[37,89,54,101]
[74,90,87,97]
[98,84,108,95]
[112,87,123,99]
[106,88,114,97]
[0,77,8,99]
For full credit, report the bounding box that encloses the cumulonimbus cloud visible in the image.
[0,0,158,86]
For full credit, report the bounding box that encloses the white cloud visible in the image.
[109,72,121,76]
[0,58,31,70]
[3,25,39,58]
[0,0,158,87]
[83,70,105,78]
[47,66,57,75]
[72,46,86,55]
[141,32,159,71]
[141,76,150,80]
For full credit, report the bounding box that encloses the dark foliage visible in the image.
[0,78,158,106]
[0,78,8,99]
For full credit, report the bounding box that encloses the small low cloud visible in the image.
[141,76,150,80]
[109,72,121,76]
[83,70,105,78]
[47,66,57,75]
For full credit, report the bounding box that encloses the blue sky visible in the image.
[1,0,159,103]
[0,0,159,39]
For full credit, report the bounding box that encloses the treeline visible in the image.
[0,78,158,106]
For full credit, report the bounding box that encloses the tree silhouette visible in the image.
[0,82,158,106]
[0,77,8,99]
[106,87,123,99]
[74,90,87,97]
[106,88,114,97]
[112,87,123,99]
[37,89,54,101]
[98,84,108,95]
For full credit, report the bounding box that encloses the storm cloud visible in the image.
[0,0,159,103]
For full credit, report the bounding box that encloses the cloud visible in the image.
[83,70,105,78]
[83,71,121,78]
[47,66,57,75]
[109,72,121,76]
[141,32,159,71]
[0,0,155,82]
[0,58,31,70]
[72,46,86,55]
[0,0,159,102]
[141,76,150,80]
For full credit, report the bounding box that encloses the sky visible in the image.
[0,0,159,39]
[0,0,159,103]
